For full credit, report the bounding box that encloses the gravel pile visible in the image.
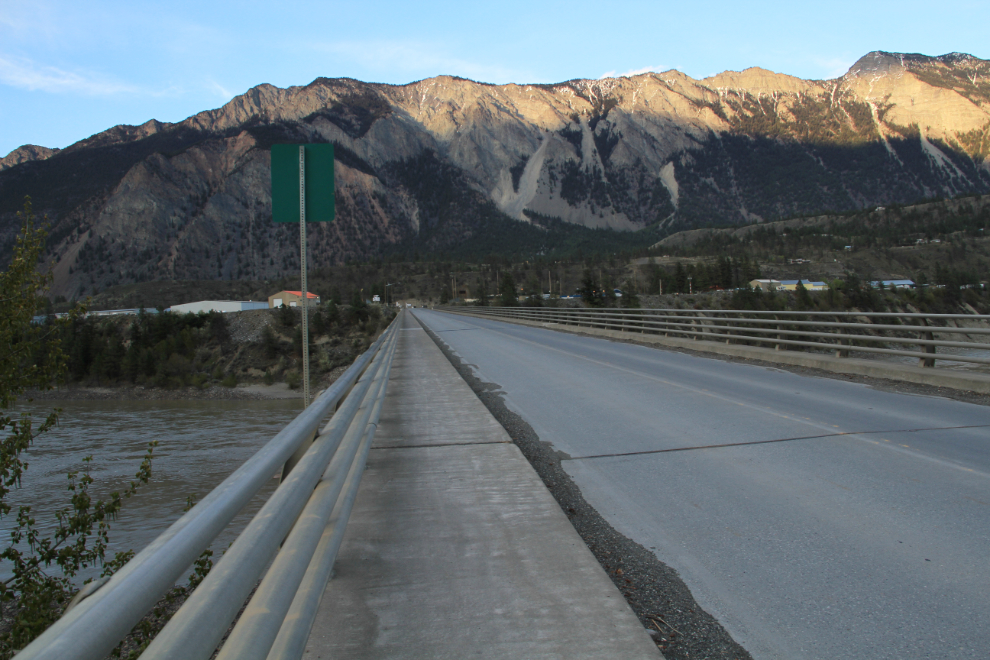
[417,318,753,660]
[225,309,278,344]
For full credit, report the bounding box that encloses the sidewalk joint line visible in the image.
[374,440,511,450]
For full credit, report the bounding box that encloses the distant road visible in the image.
[413,309,990,660]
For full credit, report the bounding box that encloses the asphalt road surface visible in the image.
[412,309,990,660]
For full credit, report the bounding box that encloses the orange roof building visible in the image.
[268,290,320,308]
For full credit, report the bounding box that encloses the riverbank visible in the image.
[23,365,356,402]
[24,383,302,401]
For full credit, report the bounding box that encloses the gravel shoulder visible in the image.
[415,315,753,660]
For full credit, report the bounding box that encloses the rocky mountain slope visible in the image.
[0,145,60,171]
[2,50,989,298]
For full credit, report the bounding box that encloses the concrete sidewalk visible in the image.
[303,312,660,659]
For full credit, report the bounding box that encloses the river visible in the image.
[1,398,303,583]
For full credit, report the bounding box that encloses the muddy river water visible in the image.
[2,398,303,582]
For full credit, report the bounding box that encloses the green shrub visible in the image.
[278,304,295,328]
[261,326,279,359]
[285,370,302,390]
[0,199,155,656]
[220,374,237,388]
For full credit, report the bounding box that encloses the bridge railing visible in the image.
[439,306,990,368]
[18,315,401,660]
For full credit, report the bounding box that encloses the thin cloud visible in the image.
[0,1,61,43]
[209,80,233,100]
[0,54,138,95]
[600,65,667,80]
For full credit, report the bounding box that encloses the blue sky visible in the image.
[2,0,988,157]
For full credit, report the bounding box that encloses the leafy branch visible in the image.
[0,198,155,658]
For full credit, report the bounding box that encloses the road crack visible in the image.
[570,424,990,460]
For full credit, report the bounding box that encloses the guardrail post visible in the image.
[918,318,936,367]
[774,315,783,350]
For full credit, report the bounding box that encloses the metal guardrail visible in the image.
[440,306,990,368]
[17,315,401,660]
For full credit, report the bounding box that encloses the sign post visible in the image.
[271,143,335,408]
[298,146,309,406]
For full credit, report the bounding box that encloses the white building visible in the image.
[168,301,269,314]
[870,279,915,290]
[749,279,782,291]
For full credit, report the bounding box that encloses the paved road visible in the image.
[412,309,990,660]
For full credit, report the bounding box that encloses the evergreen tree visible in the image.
[620,280,641,308]
[474,278,490,306]
[498,272,518,307]
[795,280,812,310]
[578,269,601,307]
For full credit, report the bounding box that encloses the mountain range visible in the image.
[1,50,989,298]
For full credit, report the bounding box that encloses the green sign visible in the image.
[270,143,335,222]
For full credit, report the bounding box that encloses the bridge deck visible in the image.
[303,311,660,659]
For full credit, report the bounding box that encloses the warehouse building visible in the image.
[779,280,828,291]
[168,301,269,314]
[268,290,320,308]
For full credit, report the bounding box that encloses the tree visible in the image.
[207,312,229,345]
[324,299,340,325]
[278,302,295,327]
[0,199,155,657]
[602,272,617,307]
[498,272,518,307]
[578,269,601,307]
[261,325,279,359]
[619,280,641,308]
[311,310,327,336]
[794,280,812,310]
[473,278,490,306]
[523,275,543,307]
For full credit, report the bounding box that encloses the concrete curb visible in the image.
[443,309,990,395]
